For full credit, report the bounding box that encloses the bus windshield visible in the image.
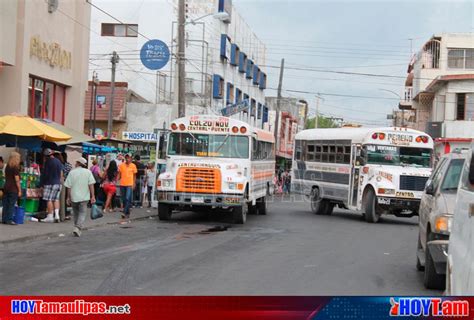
[168,133,249,159]
[365,145,431,168]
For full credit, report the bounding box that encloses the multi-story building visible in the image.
[399,33,474,154]
[0,0,91,132]
[87,0,268,135]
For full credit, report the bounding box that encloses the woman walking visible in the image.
[145,163,156,208]
[2,152,21,225]
[101,160,118,213]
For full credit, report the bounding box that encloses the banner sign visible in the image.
[122,132,158,142]
[140,39,170,70]
[0,296,472,319]
[221,100,249,117]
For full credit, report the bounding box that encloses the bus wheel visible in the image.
[364,189,380,223]
[257,196,267,215]
[158,203,172,221]
[311,188,325,215]
[324,202,334,215]
[233,202,248,224]
[248,204,258,215]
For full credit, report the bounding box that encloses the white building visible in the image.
[399,33,474,154]
[88,0,268,130]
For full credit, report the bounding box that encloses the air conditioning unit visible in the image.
[48,0,58,13]
[426,122,443,139]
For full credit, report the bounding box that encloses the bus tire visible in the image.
[158,203,172,221]
[311,188,325,215]
[324,202,334,215]
[364,188,380,223]
[233,202,248,224]
[248,204,258,215]
[257,196,267,215]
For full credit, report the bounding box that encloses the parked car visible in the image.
[416,151,467,289]
[446,146,474,295]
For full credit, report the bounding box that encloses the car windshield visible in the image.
[365,145,431,168]
[441,159,465,191]
[168,133,249,159]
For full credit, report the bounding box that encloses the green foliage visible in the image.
[305,116,339,129]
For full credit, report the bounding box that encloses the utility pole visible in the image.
[177,0,186,118]
[92,72,99,138]
[315,95,321,129]
[108,51,119,138]
[88,71,95,136]
[274,58,285,142]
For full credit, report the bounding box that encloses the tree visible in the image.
[305,116,339,129]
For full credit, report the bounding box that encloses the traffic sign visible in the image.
[140,39,170,70]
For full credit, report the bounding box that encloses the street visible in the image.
[0,196,438,295]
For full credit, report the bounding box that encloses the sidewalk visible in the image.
[0,207,157,245]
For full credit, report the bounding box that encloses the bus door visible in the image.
[152,129,169,206]
[348,144,362,208]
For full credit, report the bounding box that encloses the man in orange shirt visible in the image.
[118,154,137,221]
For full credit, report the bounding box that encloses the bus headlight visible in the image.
[162,180,172,188]
[377,188,395,195]
[228,182,237,190]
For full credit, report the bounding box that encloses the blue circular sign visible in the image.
[140,39,170,70]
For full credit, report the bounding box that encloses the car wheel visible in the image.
[416,234,425,271]
[424,235,445,290]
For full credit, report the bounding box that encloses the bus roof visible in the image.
[295,127,433,147]
[171,115,275,143]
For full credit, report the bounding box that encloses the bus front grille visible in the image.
[399,175,429,191]
[176,168,221,193]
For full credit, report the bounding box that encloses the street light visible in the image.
[185,12,230,25]
[378,88,404,127]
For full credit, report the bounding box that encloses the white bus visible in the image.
[157,115,275,224]
[292,127,434,223]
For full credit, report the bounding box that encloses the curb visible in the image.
[0,213,156,246]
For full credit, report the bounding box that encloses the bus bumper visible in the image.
[158,191,244,207]
[377,197,421,214]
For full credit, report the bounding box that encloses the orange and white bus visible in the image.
[157,115,275,224]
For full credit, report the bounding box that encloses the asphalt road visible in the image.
[0,195,439,295]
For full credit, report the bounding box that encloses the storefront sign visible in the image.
[29,35,72,70]
[122,132,158,142]
[96,95,106,109]
[140,39,170,70]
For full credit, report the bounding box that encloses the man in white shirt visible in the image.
[64,158,96,237]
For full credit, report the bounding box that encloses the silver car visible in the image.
[416,151,467,290]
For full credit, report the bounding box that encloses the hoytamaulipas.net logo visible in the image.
[390,297,469,317]
[11,299,131,315]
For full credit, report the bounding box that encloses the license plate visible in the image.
[191,196,204,203]
[378,197,391,205]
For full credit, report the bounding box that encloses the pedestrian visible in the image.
[145,162,156,208]
[0,156,4,172]
[285,170,292,194]
[90,159,102,199]
[101,160,118,213]
[2,152,21,225]
[132,155,146,208]
[40,148,63,223]
[118,154,137,223]
[64,158,96,237]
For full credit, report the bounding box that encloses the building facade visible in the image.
[0,0,91,132]
[87,0,268,131]
[398,33,474,154]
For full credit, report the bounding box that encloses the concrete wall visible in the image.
[0,0,18,66]
[0,0,91,132]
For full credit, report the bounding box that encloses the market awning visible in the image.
[0,114,71,142]
[37,119,94,146]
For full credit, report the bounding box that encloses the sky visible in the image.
[233,0,474,126]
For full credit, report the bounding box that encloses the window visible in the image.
[440,159,465,192]
[235,88,242,104]
[456,93,474,121]
[168,133,249,159]
[302,140,351,164]
[448,48,474,69]
[101,23,138,37]
[365,145,432,168]
[226,83,234,105]
[212,74,224,99]
[252,139,275,160]
[28,75,66,124]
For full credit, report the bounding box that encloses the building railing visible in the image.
[403,87,413,103]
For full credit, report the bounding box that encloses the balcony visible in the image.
[399,87,413,110]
